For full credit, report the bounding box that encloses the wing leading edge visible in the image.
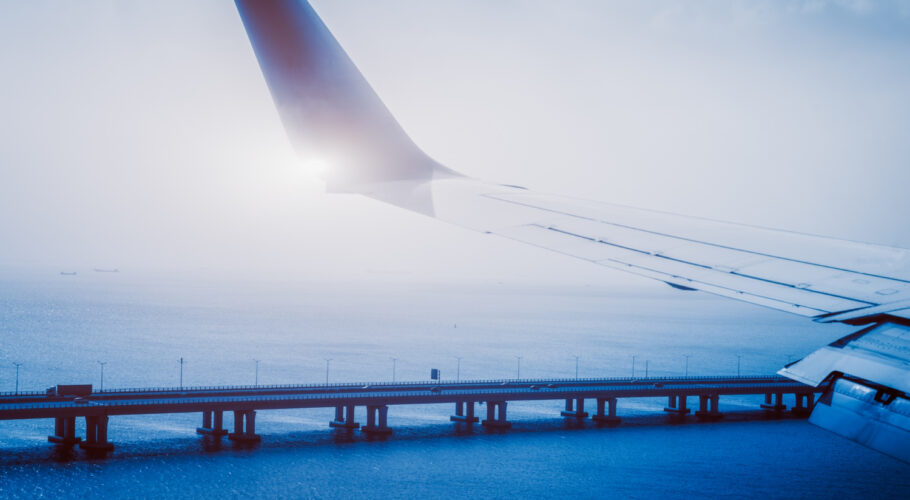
[235,0,910,462]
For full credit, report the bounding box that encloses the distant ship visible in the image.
[59,271,77,276]
[93,268,119,273]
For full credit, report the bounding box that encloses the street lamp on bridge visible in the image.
[98,361,107,391]
[12,362,22,394]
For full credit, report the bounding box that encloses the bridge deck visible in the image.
[0,376,817,420]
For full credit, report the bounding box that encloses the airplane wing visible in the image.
[235,0,910,463]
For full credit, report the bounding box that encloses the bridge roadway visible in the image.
[0,375,822,455]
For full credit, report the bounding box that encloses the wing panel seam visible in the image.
[484,194,910,286]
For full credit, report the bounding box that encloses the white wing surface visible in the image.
[431,180,910,319]
[235,0,910,462]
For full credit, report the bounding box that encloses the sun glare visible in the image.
[303,158,330,177]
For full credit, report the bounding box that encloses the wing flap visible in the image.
[810,378,910,463]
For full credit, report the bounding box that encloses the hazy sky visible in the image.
[1,0,909,285]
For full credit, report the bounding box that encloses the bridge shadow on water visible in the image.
[0,409,808,466]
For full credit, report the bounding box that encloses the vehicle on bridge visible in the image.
[45,385,92,398]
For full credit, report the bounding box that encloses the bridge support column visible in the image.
[695,394,723,420]
[664,394,691,415]
[48,416,81,446]
[450,401,479,423]
[330,404,360,429]
[761,392,787,412]
[362,405,392,435]
[228,410,261,442]
[79,415,114,452]
[197,410,228,437]
[592,397,621,424]
[560,398,588,418]
[482,401,511,428]
[791,392,815,416]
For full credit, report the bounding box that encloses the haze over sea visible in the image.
[0,270,907,499]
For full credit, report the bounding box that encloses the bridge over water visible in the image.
[0,375,821,456]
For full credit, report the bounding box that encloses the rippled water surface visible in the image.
[0,272,907,498]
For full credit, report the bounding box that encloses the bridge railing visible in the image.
[88,375,788,395]
[0,391,46,397]
[0,375,790,398]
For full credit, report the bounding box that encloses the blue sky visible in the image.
[0,0,908,284]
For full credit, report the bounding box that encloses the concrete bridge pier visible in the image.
[228,410,261,442]
[362,405,392,435]
[329,404,360,429]
[79,415,114,452]
[664,395,691,415]
[761,392,787,412]
[695,394,723,420]
[196,410,228,437]
[48,416,81,446]
[560,398,589,418]
[482,401,511,428]
[592,397,621,424]
[791,392,815,416]
[450,401,479,423]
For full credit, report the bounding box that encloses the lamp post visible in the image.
[324,358,332,385]
[454,356,462,382]
[572,355,579,380]
[97,361,106,391]
[684,355,690,378]
[631,356,636,378]
[515,356,522,379]
[254,359,260,386]
[391,357,397,382]
[13,362,22,394]
[178,357,185,388]
[736,355,742,377]
[645,360,649,378]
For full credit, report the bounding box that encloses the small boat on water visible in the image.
[93,268,119,273]
[60,271,77,276]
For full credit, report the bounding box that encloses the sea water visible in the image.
[0,271,907,499]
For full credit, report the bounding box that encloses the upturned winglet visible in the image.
[235,0,461,196]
